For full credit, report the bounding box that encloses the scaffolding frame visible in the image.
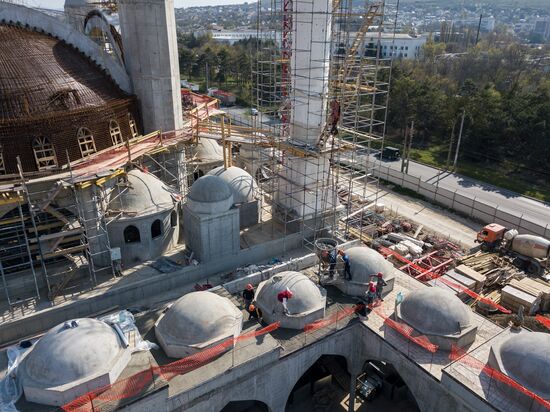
[249,0,397,252]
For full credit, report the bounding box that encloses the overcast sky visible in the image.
[25,0,250,10]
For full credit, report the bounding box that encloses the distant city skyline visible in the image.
[23,0,250,10]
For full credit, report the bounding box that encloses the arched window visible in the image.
[124,225,140,243]
[151,219,162,239]
[170,210,177,227]
[0,144,5,174]
[77,127,96,157]
[128,113,138,138]
[32,137,57,170]
[109,120,124,146]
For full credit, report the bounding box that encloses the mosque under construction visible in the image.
[0,1,548,412]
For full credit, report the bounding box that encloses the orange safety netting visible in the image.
[303,305,359,332]
[61,322,280,412]
[382,316,439,353]
[536,314,550,330]
[449,344,550,410]
[379,246,511,314]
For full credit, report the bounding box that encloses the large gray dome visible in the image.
[22,318,125,386]
[156,291,242,349]
[399,288,473,336]
[346,246,394,283]
[207,166,256,204]
[498,332,550,398]
[108,169,174,217]
[187,175,233,214]
[256,271,325,315]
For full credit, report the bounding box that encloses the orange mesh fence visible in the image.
[450,345,550,410]
[303,305,359,332]
[379,246,511,314]
[61,322,280,412]
[536,314,550,330]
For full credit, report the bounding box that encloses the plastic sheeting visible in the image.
[0,344,32,412]
[99,310,158,352]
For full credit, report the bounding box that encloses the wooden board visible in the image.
[501,285,540,314]
[455,264,486,283]
[445,269,477,291]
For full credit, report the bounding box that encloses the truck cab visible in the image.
[476,223,506,251]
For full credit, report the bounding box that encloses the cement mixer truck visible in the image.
[475,223,550,276]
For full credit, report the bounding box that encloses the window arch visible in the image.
[77,127,96,157]
[32,137,57,170]
[109,120,124,146]
[170,210,177,227]
[151,219,162,239]
[128,113,138,138]
[124,225,141,243]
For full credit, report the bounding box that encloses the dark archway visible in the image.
[124,225,140,243]
[286,354,348,411]
[151,219,162,239]
[221,400,269,412]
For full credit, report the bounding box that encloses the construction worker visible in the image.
[247,303,262,320]
[375,272,387,301]
[365,281,377,310]
[338,249,351,280]
[277,287,294,314]
[242,284,255,309]
[329,97,341,135]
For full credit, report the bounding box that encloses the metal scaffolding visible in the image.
[247,0,396,252]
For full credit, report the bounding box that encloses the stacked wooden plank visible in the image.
[509,278,550,312]
[501,284,541,315]
[455,264,486,292]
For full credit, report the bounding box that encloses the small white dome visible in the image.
[193,139,223,162]
[399,288,473,336]
[346,246,394,283]
[22,318,125,386]
[207,166,256,204]
[108,169,174,216]
[497,332,550,398]
[155,291,242,350]
[187,175,233,214]
[256,271,324,315]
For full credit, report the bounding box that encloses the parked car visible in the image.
[375,146,400,161]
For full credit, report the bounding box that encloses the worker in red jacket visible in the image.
[277,288,294,314]
[375,272,387,301]
[329,97,341,135]
[242,283,255,309]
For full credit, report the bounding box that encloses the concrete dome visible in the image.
[346,246,394,283]
[194,139,223,162]
[108,169,175,217]
[187,175,233,214]
[399,288,473,336]
[207,166,256,204]
[155,291,242,358]
[256,271,325,316]
[21,318,131,405]
[497,332,550,398]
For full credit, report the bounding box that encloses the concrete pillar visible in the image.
[290,0,332,145]
[118,0,183,134]
[348,371,357,412]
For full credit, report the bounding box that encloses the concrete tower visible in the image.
[118,0,183,134]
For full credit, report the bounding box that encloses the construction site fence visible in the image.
[61,322,280,412]
[449,344,550,411]
[375,165,550,238]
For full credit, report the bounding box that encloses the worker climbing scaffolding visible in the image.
[329,97,341,135]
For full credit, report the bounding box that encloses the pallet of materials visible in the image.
[454,264,485,292]
[500,284,541,315]
[509,278,550,312]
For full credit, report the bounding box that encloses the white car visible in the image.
[250,108,259,116]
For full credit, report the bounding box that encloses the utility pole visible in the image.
[475,13,482,45]
[406,121,414,174]
[446,120,456,170]
[205,62,209,91]
[401,124,409,173]
[453,108,466,171]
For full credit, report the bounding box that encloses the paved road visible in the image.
[222,106,550,229]
[372,156,550,228]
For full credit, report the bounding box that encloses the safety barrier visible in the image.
[449,344,550,410]
[61,322,280,412]
[536,314,550,331]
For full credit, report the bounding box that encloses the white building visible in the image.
[365,33,427,60]
[207,29,279,44]
[452,16,496,32]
